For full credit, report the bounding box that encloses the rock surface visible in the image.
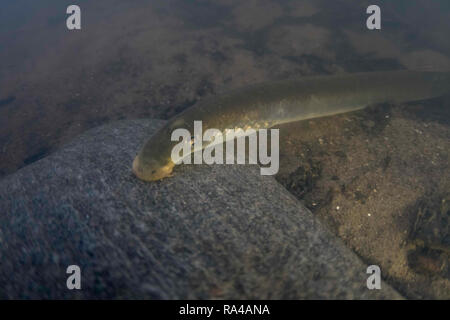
[0,119,402,299]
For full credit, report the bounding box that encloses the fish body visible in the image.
[133,70,450,181]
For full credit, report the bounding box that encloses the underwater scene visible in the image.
[0,0,449,301]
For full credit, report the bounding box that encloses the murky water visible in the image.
[0,0,449,298]
[0,0,449,176]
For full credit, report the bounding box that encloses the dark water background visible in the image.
[0,0,449,177]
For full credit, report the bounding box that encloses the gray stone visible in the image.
[0,119,402,299]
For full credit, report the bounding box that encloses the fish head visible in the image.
[132,153,175,181]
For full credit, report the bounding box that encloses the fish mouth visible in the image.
[132,156,175,182]
[132,156,155,182]
[132,156,143,179]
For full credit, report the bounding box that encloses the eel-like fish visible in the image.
[132,70,450,181]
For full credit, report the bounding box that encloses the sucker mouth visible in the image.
[132,156,152,181]
[132,156,175,182]
[132,156,141,178]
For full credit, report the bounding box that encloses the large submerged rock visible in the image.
[0,119,401,299]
